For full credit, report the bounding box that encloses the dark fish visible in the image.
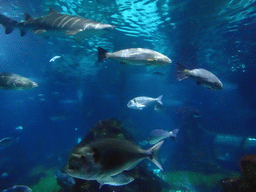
[54,171,75,189]
[0,137,18,147]
[3,185,32,192]
[66,138,164,186]
[0,72,38,90]
[148,129,179,145]
[98,47,172,66]
[0,8,115,41]
[176,63,223,90]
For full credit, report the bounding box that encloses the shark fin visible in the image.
[49,8,59,14]
[0,14,18,35]
[24,13,32,21]
[20,30,26,36]
[34,29,47,34]
[5,27,14,34]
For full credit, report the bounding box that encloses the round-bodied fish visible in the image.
[148,129,179,145]
[176,63,223,90]
[3,185,32,192]
[0,72,38,90]
[98,47,172,66]
[127,95,163,110]
[0,137,18,147]
[65,138,164,187]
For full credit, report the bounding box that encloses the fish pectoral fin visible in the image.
[137,104,145,108]
[66,29,81,36]
[196,81,202,85]
[120,61,127,65]
[147,58,156,62]
[97,173,134,188]
[34,29,47,34]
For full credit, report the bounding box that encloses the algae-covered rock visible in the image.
[31,176,61,192]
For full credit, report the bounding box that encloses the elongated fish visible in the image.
[0,8,115,41]
[66,138,164,187]
[98,47,172,66]
[176,63,223,90]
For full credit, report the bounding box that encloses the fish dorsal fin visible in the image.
[49,8,59,14]
[24,13,32,21]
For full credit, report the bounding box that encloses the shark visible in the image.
[0,8,115,41]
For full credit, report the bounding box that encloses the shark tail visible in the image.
[0,14,26,36]
[146,140,164,170]
[98,47,108,62]
[176,63,190,81]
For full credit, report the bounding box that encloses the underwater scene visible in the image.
[0,0,256,191]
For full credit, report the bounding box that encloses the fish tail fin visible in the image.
[0,14,26,36]
[176,63,189,81]
[170,129,179,139]
[97,47,108,62]
[156,95,163,105]
[147,140,164,170]
[0,14,18,35]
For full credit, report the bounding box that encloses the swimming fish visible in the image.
[127,95,163,110]
[0,72,38,90]
[176,63,223,90]
[15,126,23,131]
[0,137,18,147]
[49,55,62,62]
[66,138,164,187]
[148,129,179,145]
[98,47,172,66]
[0,8,115,41]
[3,185,32,192]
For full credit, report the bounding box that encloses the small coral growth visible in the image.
[31,176,61,192]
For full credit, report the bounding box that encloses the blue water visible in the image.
[1,0,256,191]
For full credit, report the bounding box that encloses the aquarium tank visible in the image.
[0,0,256,192]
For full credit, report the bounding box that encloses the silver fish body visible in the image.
[148,129,179,145]
[127,95,163,110]
[176,63,223,90]
[66,138,164,186]
[98,47,172,66]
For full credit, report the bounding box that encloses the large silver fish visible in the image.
[0,72,38,90]
[0,8,115,41]
[98,47,172,66]
[176,63,223,90]
[66,138,164,187]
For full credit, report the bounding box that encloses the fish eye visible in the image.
[133,99,136,103]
